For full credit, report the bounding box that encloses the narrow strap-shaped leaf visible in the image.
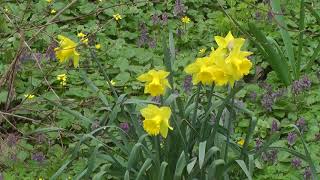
[296,0,305,77]
[199,141,206,169]
[136,158,152,180]
[124,170,130,180]
[271,0,297,78]
[235,160,252,180]
[187,158,197,174]
[159,161,168,180]
[174,151,187,180]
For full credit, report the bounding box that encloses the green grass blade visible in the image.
[296,0,305,77]
[174,151,187,180]
[235,160,252,180]
[136,158,152,180]
[159,161,168,180]
[199,141,206,169]
[248,23,291,85]
[271,0,297,78]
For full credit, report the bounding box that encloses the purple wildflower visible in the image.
[161,12,168,25]
[304,167,312,180]
[262,150,278,164]
[260,84,286,112]
[32,152,46,163]
[261,92,273,112]
[271,120,279,133]
[173,0,186,17]
[287,132,297,146]
[6,134,19,147]
[296,117,307,133]
[120,122,130,133]
[148,38,157,49]
[183,75,192,93]
[292,75,311,95]
[255,138,263,150]
[151,13,160,25]
[137,23,149,47]
[35,133,47,144]
[291,158,302,168]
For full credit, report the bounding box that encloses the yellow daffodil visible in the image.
[237,138,245,146]
[57,73,67,86]
[113,14,122,21]
[24,94,35,99]
[181,16,191,24]
[95,44,101,49]
[137,70,171,97]
[50,9,56,14]
[77,32,86,38]
[140,104,173,138]
[185,31,253,87]
[54,35,80,68]
[199,48,206,54]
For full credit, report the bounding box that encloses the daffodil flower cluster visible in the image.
[137,69,173,138]
[185,32,252,86]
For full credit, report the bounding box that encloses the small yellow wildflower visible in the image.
[81,38,88,45]
[54,35,80,68]
[50,9,56,14]
[57,73,67,86]
[46,0,53,3]
[24,94,35,99]
[111,80,116,86]
[137,70,171,97]
[199,48,206,54]
[4,8,9,12]
[237,138,245,146]
[113,13,122,21]
[181,16,191,24]
[77,32,86,38]
[140,104,173,138]
[95,44,101,49]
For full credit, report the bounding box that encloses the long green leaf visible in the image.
[271,0,297,78]
[136,158,152,180]
[248,23,291,85]
[235,160,252,180]
[159,161,168,180]
[296,0,305,77]
[199,141,206,169]
[174,151,186,180]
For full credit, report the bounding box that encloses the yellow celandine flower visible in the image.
[50,9,56,14]
[140,104,173,138]
[237,138,245,146]
[137,70,171,97]
[111,80,116,86]
[24,94,35,99]
[113,14,122,21]
[77,32,86,38]
[81,38,88,45]
[181,16,191,24]
[95,44,101,49]
[185,31,252,87]
[46,0,52,3]
[199,48,206,54]
[54,35,80,68]
[57,73,67,86]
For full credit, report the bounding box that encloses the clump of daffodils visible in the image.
[185,31,252,86]
[137,70,171,97]
[140,104,173,138]
[54,35,80,68]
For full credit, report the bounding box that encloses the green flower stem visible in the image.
[192,84,201,124]
[200,84,215,140]
[224,98,235,163]
[89,49,118,99]
[154,135,161,166]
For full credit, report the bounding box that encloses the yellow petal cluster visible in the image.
[57,73,67,86]
[54,35,80,68]
[137,70,171,97]
[113,14,122,21]
[140,104,173,138]
[181,16,191,24]
[24,94,35,99]
[185,31,252,86]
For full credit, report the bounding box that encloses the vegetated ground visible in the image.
[0,0,320,179]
